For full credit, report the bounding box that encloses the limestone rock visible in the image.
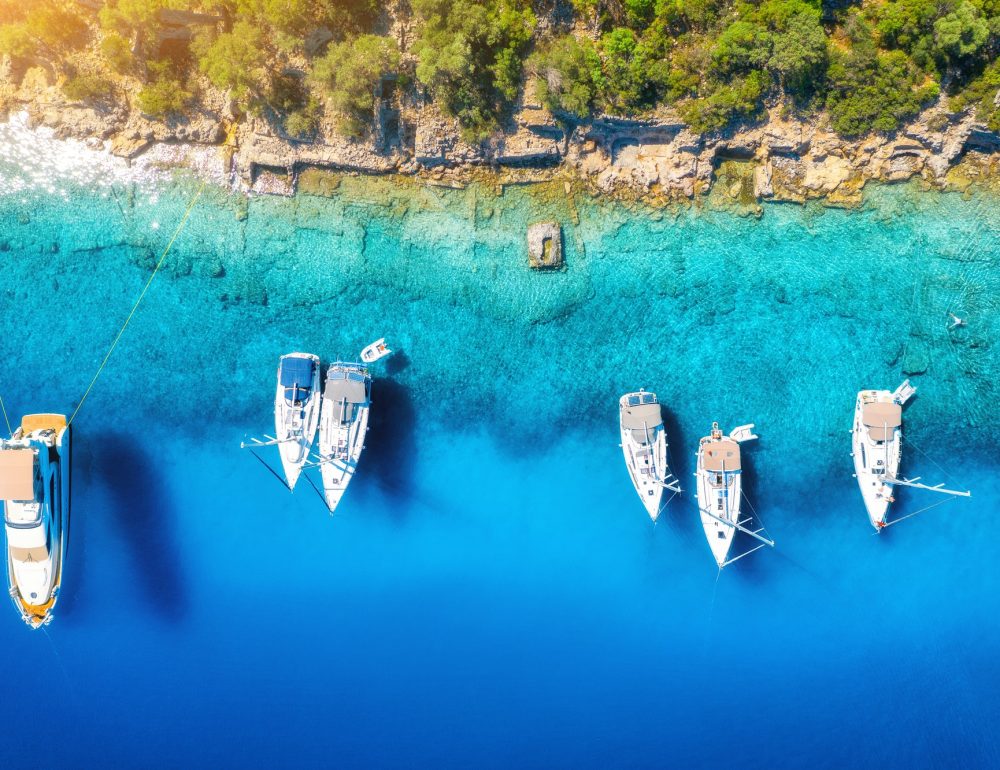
[110,135,151,159]
[754,160,774,198]
[527,222,563,269]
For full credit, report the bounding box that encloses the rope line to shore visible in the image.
[0,393,11,437]
[68,180,207,427]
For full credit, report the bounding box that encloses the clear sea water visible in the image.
[0,129,998,767]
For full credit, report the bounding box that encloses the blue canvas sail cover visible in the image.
[280,356,315,401]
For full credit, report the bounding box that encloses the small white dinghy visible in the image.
[316,362,372,513]
[851,380,970,531]
[695,422,773,568]
[360,338,392,364]
[618,390,680,521]
[272,352,321,489]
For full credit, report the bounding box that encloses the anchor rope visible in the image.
[0,392,11,436]
[883,495,955,530]
[904,433,955,485]
[68,180,206,427]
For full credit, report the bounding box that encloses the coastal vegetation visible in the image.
[0,0,997,140]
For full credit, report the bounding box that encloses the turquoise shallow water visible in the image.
[0,143,998,767]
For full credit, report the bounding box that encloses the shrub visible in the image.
[62,74,113,102]
[532,34,603,119]
[680,71,769,132]
[413,0,536,140]
[101,33,134,74]
[951,59,1000,130]
[137,63,191,118]
[192,22,268,106]
[284,102,321,139]
[312,34,400,137]
[826,48,939,136]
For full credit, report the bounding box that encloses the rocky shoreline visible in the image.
[5,70,1000,206]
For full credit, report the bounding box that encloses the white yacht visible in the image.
[695,422,773,568]
[851,380,969,530]
[1,414,70,629]
[851,381,913,529]
[618,390,680,521]
[317,362,372,513]
[273,352,321,489]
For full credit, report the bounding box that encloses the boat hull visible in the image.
[852,391,901,530]
[3,417,70,629]
[696,467,740,567]
[318,363,372,513]
[619,392,676,522]
[274,353,321,490]
[318,406,370,513]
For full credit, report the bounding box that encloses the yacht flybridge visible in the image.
[1,414,70,629]
[316,362,372,513]
[695,422,774,568]
[851,380,970,530]
[618,390,680,521]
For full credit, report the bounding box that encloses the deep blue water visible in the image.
[0,142,998,767]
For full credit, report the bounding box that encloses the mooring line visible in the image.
[68,180,206,426]
[0,392,11,436]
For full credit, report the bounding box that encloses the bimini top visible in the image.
[280,356,316,402]
[324,369,368,426]
[862,402,902,441]
[622,403,662,444]
[0,448,35,501]
[702,439,741,471]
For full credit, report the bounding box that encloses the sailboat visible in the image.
[618,390,680,521]
[316,362,372,513]
[695,422,774,568]
[250,352,322,490]
[851,380,970,530]
[1,414,70,629]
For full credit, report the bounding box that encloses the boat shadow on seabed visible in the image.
[92,433,187,621]
[353,377,418,521]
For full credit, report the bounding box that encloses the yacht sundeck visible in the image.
[618,390,680,521]
[695,422,773,568]
[317,362,371,513]
[1,414,70,629]
[273,352,321,489]
[851,380,969,530]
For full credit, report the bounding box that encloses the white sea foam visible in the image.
[0,112,231,198]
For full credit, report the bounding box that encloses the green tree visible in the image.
[933,1,990,62]
[533,34,603,119]
[768,10,827,96]
[413,0,536,139]
[137,60,192,118]
[192,21,268,106]
[826,47,938,135]
[101,33,134,74]
[312,34,400,137]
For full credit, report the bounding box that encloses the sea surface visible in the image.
[0,123,998,768]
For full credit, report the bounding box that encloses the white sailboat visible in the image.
[851,380,970,530]
[1,414,71,629]
[316,362,372,513]
[618,390,680,521]
[268,352,321,489]
[695,422,773,568]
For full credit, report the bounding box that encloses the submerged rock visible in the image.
[527,222,563,270]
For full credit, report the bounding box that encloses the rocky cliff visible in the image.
[3,55,999,204]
